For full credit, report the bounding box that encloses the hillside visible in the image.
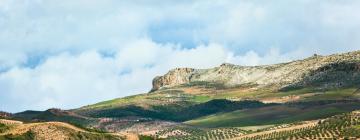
[145,110,360,139]
[12,108,95,126]
[0,119,125,140]
[0,112,11,119]
[232,110,360,140]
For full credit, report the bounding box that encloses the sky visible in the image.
[1,0,360,112]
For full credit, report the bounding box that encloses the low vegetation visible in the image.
[80,99,273,122]
[186,100,360,128]
[155,127,248,140]
[0,131,35,140]
[0,121,124,140]
[0,124,9,133]
[237,111,360,140]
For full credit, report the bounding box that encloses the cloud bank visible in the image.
[0,0,360,112]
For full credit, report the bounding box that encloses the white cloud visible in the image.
[0,51,122,111]
[2,37,311,112]
[0,39,230,112]
[1,0,360,112]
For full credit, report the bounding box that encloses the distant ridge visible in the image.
[0,111,11,118]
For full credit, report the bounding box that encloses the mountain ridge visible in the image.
[151,51,360,92]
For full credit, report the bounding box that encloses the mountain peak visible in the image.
[151,67,195,91]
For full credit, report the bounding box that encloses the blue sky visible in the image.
[1,0,360,112]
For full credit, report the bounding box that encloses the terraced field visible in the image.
[155,127,248,140]
[145,111,360,140]
[234,111,360,140]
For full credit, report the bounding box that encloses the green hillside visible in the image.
[186,101,360,128]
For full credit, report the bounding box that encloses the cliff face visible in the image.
[151,68,195,91]
[151,51,360,91]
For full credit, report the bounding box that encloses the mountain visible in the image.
[152,51,360,91]
[3,50,360,139]
[68,51,360,137]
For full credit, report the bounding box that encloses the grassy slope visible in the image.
[66,85,360,136]
[80,99,273,122]
[72,86,360,125]
[80,85,359,109]
[11,109,98,130]
[185,101,360,128]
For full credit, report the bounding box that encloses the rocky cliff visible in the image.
[151,68,195,91]
[151,51,360,91]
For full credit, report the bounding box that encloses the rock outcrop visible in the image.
[151,51,360,91]
[151,68,195,91]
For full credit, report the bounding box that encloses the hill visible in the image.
[12,108,95,126]
[0,112,11,119]
[0,119,125,140]
[5,50,360,139]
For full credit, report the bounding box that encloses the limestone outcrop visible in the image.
[151,51,360,91]
[151,68,195,91]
